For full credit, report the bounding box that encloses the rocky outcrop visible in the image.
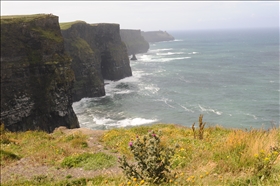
[141,31,175,43]
[120,29,149,55]
[0,14,79,132]
[61,22,132,102]
[130,54,137,61]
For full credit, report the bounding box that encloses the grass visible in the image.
[61,152,116,170]
[0,127,93,167]
[0,14,56,24]
[59,20,86,30]
[1,122,280,185]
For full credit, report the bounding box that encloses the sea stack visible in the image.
[130,54,137,60]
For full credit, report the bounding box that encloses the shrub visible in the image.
[254,146,280,179]
[118,130,177,184]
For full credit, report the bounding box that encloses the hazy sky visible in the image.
[1,1,279,31]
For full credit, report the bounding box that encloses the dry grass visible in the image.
[1,122,280,185]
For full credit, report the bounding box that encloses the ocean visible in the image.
[72,28,279,130]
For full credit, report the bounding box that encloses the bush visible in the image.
[118,130,177,184]
[254,146,280,179]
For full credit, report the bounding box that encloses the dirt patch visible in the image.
[0,127,123,184]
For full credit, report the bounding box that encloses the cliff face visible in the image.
[0,14,79,132]
[141,31,175,43]
[61,22,132,102]
[120,29,149,55]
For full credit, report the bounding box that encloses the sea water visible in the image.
[73,28,279,130]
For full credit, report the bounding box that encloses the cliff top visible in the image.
[59,20,87,30]
[0,14,57,24]
[91,23,119,26]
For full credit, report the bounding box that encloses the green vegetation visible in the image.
[1,117,280,185]
[32,26,63,43]
[61,152,116,170]
[0,14,54,24]
[59,20,86,30]
[119,130,177,183]
[69,37,94,54]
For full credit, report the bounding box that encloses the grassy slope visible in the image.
[1,122,279,186]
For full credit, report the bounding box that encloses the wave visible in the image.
[178,104,194,113]
[162,57,191,62]
[87,117,158,129]
[139,56,191,63]
[198,104,223,115]
[104,72,145,96]
[148,48,173,53]
[174,39,183,42]
[156,97,175,108]
[245,113,258,120]
[188,52,199,54]
[156,52,185,56]
[144,85,160,94]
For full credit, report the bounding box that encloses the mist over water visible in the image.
[73,28,279,130]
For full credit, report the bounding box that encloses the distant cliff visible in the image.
[120,29,149,55]
[61,22,132,102]
[0,14,79,132]
[141,31,175,43]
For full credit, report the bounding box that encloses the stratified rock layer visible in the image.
[141,31,175,43]
[0,14,79,132]
[61,22,132,102]
[120,29,149,55]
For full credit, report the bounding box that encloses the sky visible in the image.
[1,1,279,31]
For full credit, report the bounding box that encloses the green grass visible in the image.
[61,152,116,170]
[59,20,86,30]
[0,14,55,24]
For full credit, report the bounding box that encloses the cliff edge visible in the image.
[61,22,132,102]
[0,14,79,132]
[120,29,149,55]
[141,30,175,43]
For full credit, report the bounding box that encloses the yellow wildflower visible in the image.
[127,181,131,185]
[140,180,145,185]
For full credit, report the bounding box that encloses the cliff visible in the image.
[61,22,132,102]
[141,31,175,43]
[120,29,149,55]
[0,14,79,132]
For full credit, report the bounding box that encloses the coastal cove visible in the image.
[73,28,279,130]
